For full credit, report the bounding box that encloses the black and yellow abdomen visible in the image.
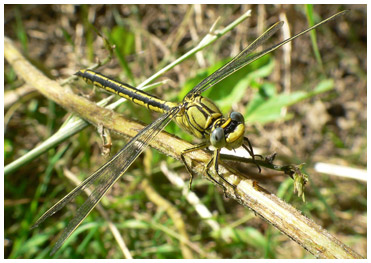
[76,69,176,113]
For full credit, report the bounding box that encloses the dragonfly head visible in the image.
[210,112,245,150]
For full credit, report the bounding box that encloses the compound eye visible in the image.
[210,127,226,148]
[230,112,244,123]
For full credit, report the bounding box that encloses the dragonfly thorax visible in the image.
[175,94,245,150]
[175,94,223,139]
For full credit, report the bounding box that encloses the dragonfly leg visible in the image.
[181,143,235,192]
[211,149,236,194]
[204,153,228,193]
[243,137,262,173]
[180,142,209,189]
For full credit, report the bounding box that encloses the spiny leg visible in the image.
[206,149,236,192]
[181,143,236,192]
[180,142,209,189]
[181,143,232,191]
[242,137,262,173]
[204,152,228,192]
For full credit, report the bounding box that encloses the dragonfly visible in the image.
[32,11,347,255]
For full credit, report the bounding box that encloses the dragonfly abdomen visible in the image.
[76,69,175,113]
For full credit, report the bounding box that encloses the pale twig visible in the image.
[314,162,367,182]
[160,162,220,232]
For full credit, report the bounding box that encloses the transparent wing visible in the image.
[185,21,283,97]
[186,10,347,97]
[32,107,179,255]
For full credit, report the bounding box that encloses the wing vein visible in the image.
[46,107,179,254]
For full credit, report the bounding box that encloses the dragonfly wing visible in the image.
[31,158,112,229]
[185,21,283,97]
[186,10,348,97]
[36,107,179,255]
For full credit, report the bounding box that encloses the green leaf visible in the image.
[119,219,150,229]
[107,26,136,83]
[245,78,334,124]
[215,226,266,248]
[4,139,13,160]
[306,4,323,69]
[14,7,28,53]
[17,234,51,256]
[110,26,135,56]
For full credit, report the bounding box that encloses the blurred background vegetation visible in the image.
[4,4,366,259]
